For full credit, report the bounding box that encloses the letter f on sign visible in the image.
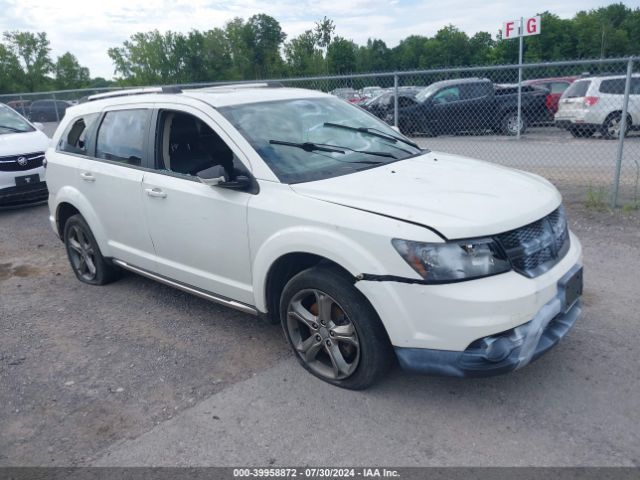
[505,21,515,38]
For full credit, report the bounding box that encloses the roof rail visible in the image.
[192,81,285,91]
[87,86,182,102]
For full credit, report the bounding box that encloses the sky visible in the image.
[0,0,636,79]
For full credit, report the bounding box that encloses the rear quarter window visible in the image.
[599,79,626,95]
[564,80,591,98]
[58,113,100,155]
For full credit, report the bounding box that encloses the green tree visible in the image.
[356,39,391,72]
[3,31,53,92]
[284,30,324,76]
[0,43,23,93]
[327,36,357,74]
[243,14,286,78]
[391,35,428,70]
[55,52,90,89]
[108,30,184,85]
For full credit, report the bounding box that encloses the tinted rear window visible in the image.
[564,80,590,98]
[599,79,626,95]
[599,78,640,95]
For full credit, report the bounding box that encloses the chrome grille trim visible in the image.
[0,152,45,171]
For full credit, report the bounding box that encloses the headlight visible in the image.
[392,238,511,283]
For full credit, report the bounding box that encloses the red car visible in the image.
[523,76,578,119]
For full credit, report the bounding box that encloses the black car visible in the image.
[28,99,71,122]
[396,78,549,136]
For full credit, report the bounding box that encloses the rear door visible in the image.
[74,105,156,271]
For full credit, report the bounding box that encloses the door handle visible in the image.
[80,172,95,182]
[145,187,167,198]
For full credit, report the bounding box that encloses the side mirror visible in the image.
[33,122,44,130]
[197,164,253,192]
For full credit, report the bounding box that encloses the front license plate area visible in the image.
[561,267,583,313]
[14,174,40,186]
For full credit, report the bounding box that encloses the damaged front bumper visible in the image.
[394,264,583,377]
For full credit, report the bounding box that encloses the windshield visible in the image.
[0,105,34,134]
[219,97,423,183]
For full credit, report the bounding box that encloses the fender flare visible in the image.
[251,226,391,312]
[53,186,111,256]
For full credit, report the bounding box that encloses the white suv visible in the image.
[46,84,583,389]
[555,74,640,139]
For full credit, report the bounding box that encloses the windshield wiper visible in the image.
[269,140,345,154]
[0,125,25,133]
[269,139,396,160]
[323,122,420,149]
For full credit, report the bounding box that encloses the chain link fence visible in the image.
[2,57,638,207]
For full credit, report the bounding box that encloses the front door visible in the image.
[141,106,254,306]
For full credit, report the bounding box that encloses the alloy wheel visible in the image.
[605,116,623,138]
[67,225,97,281]
[286,289,360,380]
[506,114,523,135]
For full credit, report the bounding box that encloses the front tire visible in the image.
[279,265,393,389]
[63,214,120,285]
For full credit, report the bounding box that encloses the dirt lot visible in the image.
[1,199,639,466]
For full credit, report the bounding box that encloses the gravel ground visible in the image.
[0,204,289,465]
[1,187,639,466]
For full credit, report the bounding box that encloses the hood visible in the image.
[0,129,50,156]
[290,151,561,239]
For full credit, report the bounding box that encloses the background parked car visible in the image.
[396,78,549,136]
[361,89,423,123]
[0,104,50,207]
[523,76,578,121]
[555,74,640,139]
[27,99,71,122]
[6,100,31,117]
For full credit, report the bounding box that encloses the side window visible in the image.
[629,78,640,95]
[58,113,99,155]
[157,111,237,178]
[96,109,149,166]
[433,86,460,104]
[599,79,626,95]
[461,83,490,100]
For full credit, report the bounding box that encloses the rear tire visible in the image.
[601,112,630,140]
[63,214,120,285]
[501,111,527,136]
[279,265,393,390]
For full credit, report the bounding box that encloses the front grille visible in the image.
[0,152,45,172]
[495,207,570,278]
